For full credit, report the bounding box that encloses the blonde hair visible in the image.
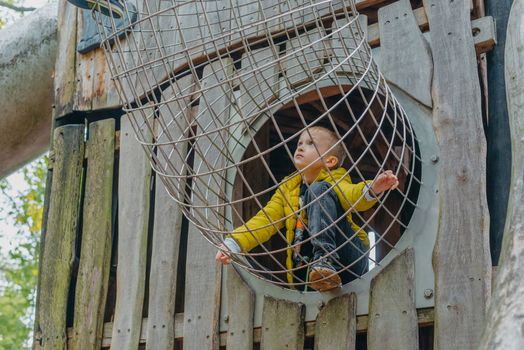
[305,126,346,168]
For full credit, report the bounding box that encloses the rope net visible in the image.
[91,0,421,290]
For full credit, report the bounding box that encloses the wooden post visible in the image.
[71,119,115,350]
[368,248,418,350]
[422,0,492,349]
[378,0,433,108]
[36,125,85,350]
[53,0,77,118]
[315,294,357,350]
[145,77,192,350]
[260,296,305,350]
[225,266,255,350]
[183,59,233,350]
[485,0,513,266]
[480,1,524,348]
[110,112,153,350]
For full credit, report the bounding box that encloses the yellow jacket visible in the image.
[230,167,377,283]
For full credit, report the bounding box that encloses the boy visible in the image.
[216,126,398,291]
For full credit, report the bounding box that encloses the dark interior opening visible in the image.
[232,85,421,287]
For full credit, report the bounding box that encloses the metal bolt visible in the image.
[424,289,434,299]
[224,315,229,323]
[430,155,439,163]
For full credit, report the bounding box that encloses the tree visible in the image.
[0,156,47,349]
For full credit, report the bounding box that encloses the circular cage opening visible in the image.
[228,86,421,289]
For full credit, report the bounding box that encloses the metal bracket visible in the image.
[74,1,137,54]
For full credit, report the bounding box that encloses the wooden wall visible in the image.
[34,1,495,349]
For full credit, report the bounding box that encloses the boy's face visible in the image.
[293,129,337,171]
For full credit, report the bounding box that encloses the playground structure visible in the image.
[5,0,519,349]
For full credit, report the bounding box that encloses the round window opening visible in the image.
[226,85,421,290]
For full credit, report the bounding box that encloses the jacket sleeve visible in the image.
[339,179,378,212]
[229,188,287,252]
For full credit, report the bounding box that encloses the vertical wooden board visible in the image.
[145,76,193,350]
[54,0,78,118]
[283,28,330,87]
[225,266,255,350]
[128,0,161,101]
[367,248,418,350]
[422,1,492,349]
[110,111,153,350]
[331,16,369,76]
[37,125,85,350]
[260,296,305,350]
[315,294,357,350]
[74,10,96,111]
[378,0,433,108]
[480,1,524,348]
[71,119,115,350]
[132,1,234,101]
[235,0,290,39]
[239,47,281,125]
[112,0,154,105]
[183,59,234,350]
[91,47,122,110]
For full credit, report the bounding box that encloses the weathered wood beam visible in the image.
[315,294,357,350]
[260,296,305,350]
[71,119,115,350]
[35,125,85,350]
[91,308,434,347]
[369,8,496,55]
[368,248,418,350]
[378,0,433,108]
[109,111,153,349]
[480,1,524,348]
[423,0,491,349]
[183,59,232,350]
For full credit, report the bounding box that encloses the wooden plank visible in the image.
[471,16,497,55]
[369,7,496,55]
[422,1,491,349]
[315,294,357,350]
[110,111,153,349]
[128,0,161,102]
[74,10,96,111]
[283,27,330,87]
[117,1,494,106]
[331,16,368,77]
[378,0,433,107]
[368,248,418,350]
[145,77,193,350]
[87,308,435,347]
[53,0,77,118]
[239,47,281,127]
[479,2,524,347]
[91,46,121,109]
[260,296,305,350]
[183,59,234,350]
[224,266,255,350]
[36,125,85,350]
[71,119,115,350]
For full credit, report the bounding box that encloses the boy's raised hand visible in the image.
[371,170,399,194]
[215,244,232,265]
